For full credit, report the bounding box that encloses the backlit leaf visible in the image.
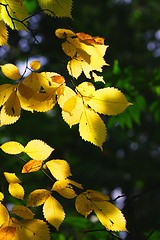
[21,160,42,173]
[9,183,24,200]
[11,206,34,220]
[0,84,16,108]
[30,60,41,71]
[0,141,24,155]
[4,172,21,184]
[27,189,51,207]
[0,192,4,202]
[0,225,16,240]
[83,190,110,202]
[43,195,65,230]
[76,82,95,97]
[52,180,77,199]
[24,139,54,161]
[79,108,107,150]
[2,91,21,118]
[17,82,34,112]
[0,20,9,47]
[46,159,72,180]
[75,193,93,218]
[0,64,21,80]
[0,203,9,227]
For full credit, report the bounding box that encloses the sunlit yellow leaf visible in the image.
[88,87,131,115]
[94,201,127,231]
[2,91,21,117]
[67,179,83,189]
[52,180,77,199]
[17,82,34,112]
[0,141,24,155]
[11,206,34,220]
[46,159,72,180]
[9,183,24,200]
[75,193,93,218]
[67,58,82,79]
[21,160,42,173]
[58,85,76,109]
[27,189,51,207]
[76,82,95,97]
[24,139,54,161]
[43,195,65,230]
[30,60,41,71]
[0,84,16,108]
[0,0,28,31]
[0,64,21,80]
[0,20,9,47]
[0,192,4,202]
[83,190,110,202]
[79,108,107,150]
[4,172,21,184]
[0,225,16,240]
[0,203,9,227]
[62,41,76,58]
[0,106,20,126]
[92,72,105,84]
[38,0,73,18]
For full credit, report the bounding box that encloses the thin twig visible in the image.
[145,223,160,240]
[84,228,123,240]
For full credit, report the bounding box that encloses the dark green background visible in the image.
[0,0,160,239]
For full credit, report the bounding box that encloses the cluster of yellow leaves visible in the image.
[55,28,109,83]
[0,139,127,237]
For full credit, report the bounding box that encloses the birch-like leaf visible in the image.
[88,87,131,115]
[30,60,41,71]
[24,139,54,161]
[75,193,93,218]
[76,82,95,97]
[4,172,21,184]
[79,108,106,150]
[0,192,4,202]
[0,64,21,80]
[84,190,110,202]
[0,225,16,240]
[2,91,21,117]
[46,159,72,180]
[0,0,28,31]
[21,160,42,173]
[17,82,34,112]
[0,203,9,227]
[94,201,127,231]
[43,195,65,230]
[0,141,24,155]
[27,189,51,207]
[11,206,34,220]
[38,0,73,18]
[0,20,9,47]
[9,183,25,200]
[0,84,16,108]
[52,180,77,199]
[0,105,20,126]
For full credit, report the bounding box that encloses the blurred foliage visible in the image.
[1,0,160,239]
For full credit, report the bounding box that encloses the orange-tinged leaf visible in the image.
[43,195,65,230]
[0,141,24,155]
[0,203,9,227]
[0,20,9,47]
[11,206,34,220]
[30,60,41,71]
[0,225,16,240]
[0,192,4,202]
[79,108,107,150]
[75,193,93,218]
[0,64,21,80]
[21,160,42,173]
[4,172,21,184]
[88,87,131,115]
[76,32,105,45]
[27,189,51,207]
[52,180,77,199]
[9,183,24,200]
[94,201,127,231]
[46,159,72,180]
[0,84,16,108]
[24,139,54,161]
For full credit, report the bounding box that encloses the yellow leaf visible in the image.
[27,189,51,207]
[17,82,34,112]
[11,206,34,220]
[46,159,72,180]
[67,58,82,79]
[21,160,42,173]
[4,172,21,184]
[92,72,105,84]
[0,104,20,127]
[88,87,131,115]
[83,190,110,202]
[24,139,54,161]
[62,41,76,58]
[94,201,127,231]
[67,179,83,189]
[0,203,9,227]
[0,64,21,80]
[0,84,16,108]
[79,108,107,150]
[0,141,24,155]
[43,195,65,230]
[0,192,4,202]
[58,85,76,109]
[76,82,95,97]
[14,219,50,240]
[38,0,73,18]
[0,225,16,240]
[0,20,9,47]
[0,0,28,31]
[30,60,41,71]
[2,91,21,117]
[9,183,24,200]
[55,29,76,39]
[52,180,77,199]
[75,193,93,218]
